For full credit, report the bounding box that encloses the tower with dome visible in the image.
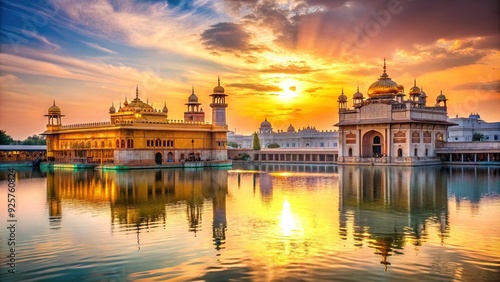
[42,79,230,167]
[335,59,456,165]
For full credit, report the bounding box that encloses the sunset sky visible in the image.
[1,0,499,140]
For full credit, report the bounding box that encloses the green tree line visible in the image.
[0,130,46,145]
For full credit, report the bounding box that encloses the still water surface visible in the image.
[0,164,499,281]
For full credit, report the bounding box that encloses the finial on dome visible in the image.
[192,86,194,94]
[342,87,344,94]
[218,75,220,86]
[414,78,416,86]
[53,100,56,106]
[357,83,359,92]
[136,85,139,100]
[379,58,389,78]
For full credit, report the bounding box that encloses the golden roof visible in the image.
[367,59,399,98]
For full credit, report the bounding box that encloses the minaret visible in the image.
[210,76,228,126]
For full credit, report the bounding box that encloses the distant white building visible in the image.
[227,118,338,149]
[447,114,500,142]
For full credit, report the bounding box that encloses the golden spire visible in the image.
[381,58,388,78]
[192,85,194,94]
[136,85,139,100]
[218,75,220,86]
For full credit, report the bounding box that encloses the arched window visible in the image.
[373,136,381,144]
[156,138,160,147]
[397,148,403,157]
[425,148,428,157]
[94,141,98,147]
[121,139,125,148]
[348,148,353,157]
[101,141,105,148]
[116,139,120,148]
[414,148,418,157]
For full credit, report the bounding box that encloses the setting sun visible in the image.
[278,78,300,101]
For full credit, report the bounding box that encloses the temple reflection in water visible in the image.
[46,168,228,250]
[338,166,450,270]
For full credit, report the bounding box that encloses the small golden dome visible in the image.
[213,76,225,93]
[109,103,116,114]
[420,87,427,98]
[353,86,364,99]
[367,59,399,98]
[48,100,61,114]
[397,84,404,93]
[162,102,168,113]
[338,88,348,102]
[287,124,295,132]
[188,86,198,102]
[409,79,421,95]
[437,90,447,101]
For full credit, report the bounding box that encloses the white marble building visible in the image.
[335,60,456,165]
[447,113,500,142]
[227,118,338,149]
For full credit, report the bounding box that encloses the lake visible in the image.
[0,164,499,281]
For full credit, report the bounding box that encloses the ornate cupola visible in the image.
[45,100,64,130]
[210,76,228,126]
[409,79,421,103]
[436,90,447,107]
[338,88,348,110]
[184,86,205,122]
[352,85,364,108]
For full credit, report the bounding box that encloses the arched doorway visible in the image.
[348,148,353,157]
[362,130,384,157]
[155,152,162,164]
[167,152,173,162]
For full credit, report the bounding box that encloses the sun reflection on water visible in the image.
[280,199,297,236]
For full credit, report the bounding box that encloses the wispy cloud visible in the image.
[83,41,116,54]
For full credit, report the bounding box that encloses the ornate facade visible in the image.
[43,80,229,166]
[335,60,456,165]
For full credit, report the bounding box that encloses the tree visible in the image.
[22,134,46,145]
[267,143,280,148]
[472,132,484,141]
[0,130,15,145]
[252,132,261,150]
[227,141,239,148]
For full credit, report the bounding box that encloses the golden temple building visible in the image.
[335,59,456,165]
[43,79,230,167]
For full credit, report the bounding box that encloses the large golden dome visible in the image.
[367,60,399,98]
[118,86,154,113]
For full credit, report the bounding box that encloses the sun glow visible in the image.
[278,78,300,101]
